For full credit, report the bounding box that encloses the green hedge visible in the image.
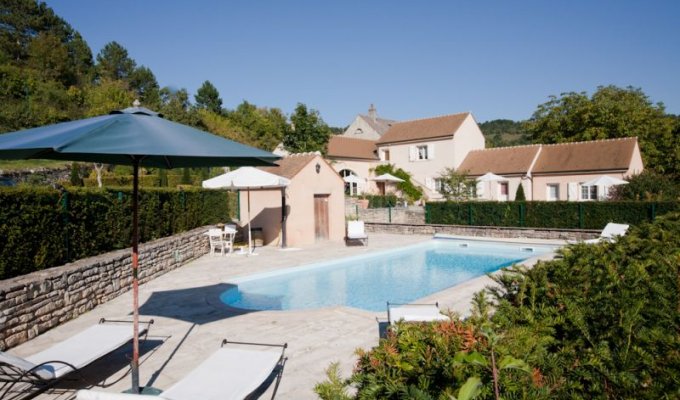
[0,187,236,280]
[426,201,680,229]
[82,174,189,188]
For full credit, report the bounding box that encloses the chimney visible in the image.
[368,104,377,122]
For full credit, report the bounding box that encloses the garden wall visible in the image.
[366,222,599,241]
[0,226,212,350]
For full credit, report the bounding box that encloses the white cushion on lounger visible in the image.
[584,222,630,244]
[161,347,281,400]
[77,391,158,400]
[389,305,449,323]
[25,323,140,379]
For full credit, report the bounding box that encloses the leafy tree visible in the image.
[374,164,423,201]
[194,80,222,114]
[159,87,202,127]
[129,66,160,109]
[83,79,135,117]
[26,32,71,84]
[524,85,678,175]
[95,41,136,82]
[225,101,289,150]
[478,119,530,148]
[283,103,331,153]
[437,167,476,200]
[608,170,680,200]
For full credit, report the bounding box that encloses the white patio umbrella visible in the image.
[581,175,628,187]
[203,167,290,254]
[372,173,405,182]
[476,172,507,200]
[476,172,506,182]
[581,175,628,200]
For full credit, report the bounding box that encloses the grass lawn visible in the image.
[0,159,71,171]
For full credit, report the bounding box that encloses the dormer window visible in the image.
[354,128,363,135]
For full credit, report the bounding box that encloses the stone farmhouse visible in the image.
[325,105,644,202]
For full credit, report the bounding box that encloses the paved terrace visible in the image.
[15,233,561,399]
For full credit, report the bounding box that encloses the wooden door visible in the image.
[314,194,329,241]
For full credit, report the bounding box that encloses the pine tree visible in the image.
[515,183,526,201]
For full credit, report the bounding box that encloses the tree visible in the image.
[283,103,331,153]
[159,87,202,127]
[180,167,192,184]
[83,79,135,117]
[129,66,160,109]
[608,170,680,201]
[194,80,222,114]
[69,162,83,186]
[478,119,530,148]
[524,85,678,176]
[514,183,526,201]
[225,101,289,150]
[95,41,136,81]
[157,168,168,187]
[437,168,476,201]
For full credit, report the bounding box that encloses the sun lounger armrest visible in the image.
[221,339,287,357]
[98,318,154,337]
[76,389,160,400]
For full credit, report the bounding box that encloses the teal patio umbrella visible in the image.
[0,103,280,392]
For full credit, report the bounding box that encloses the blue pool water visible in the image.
[220,239,555,312]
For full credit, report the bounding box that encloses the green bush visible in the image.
[0,187,236,279]
[488,213,680,398]
[426,201,679,229]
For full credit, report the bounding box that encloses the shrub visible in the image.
[361,194,398,208]
[0,187,236,279]
[514,184,526,201]
[489,213,680,398]
[609,170,680,201]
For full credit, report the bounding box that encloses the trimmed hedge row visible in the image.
[0,187,236,280]
[425,200,679,229]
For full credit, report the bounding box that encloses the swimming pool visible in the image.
[220,238,556,312]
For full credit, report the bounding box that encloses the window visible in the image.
[547,184,560,201]
[500,182,509,196]
[354,128,363,135]
[417,145,429,160]
[580,185,598,200]
[382,150,390,161]
[434,178,444,192]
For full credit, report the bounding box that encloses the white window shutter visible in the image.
[428,144,435,159]
[476,181,485,198]
[379,150,385,161]
[409,146,416,161]
[567,182,578,201]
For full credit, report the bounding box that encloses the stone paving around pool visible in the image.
[12,233,562,399]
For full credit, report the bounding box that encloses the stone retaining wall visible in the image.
[366,222,599,241]
[0,226,212,350]
[355,207,425,224]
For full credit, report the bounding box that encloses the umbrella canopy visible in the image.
[0,104,279,393]
[343,174,364,184]
[202,166,290,189]
[203,167,290,254]
[0,105,277,168]
[476,172,507,182]
[581,175,628,187]
[372,173,404,183]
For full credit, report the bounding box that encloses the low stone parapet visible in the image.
[0,226,212,350]
[366,222,599,241]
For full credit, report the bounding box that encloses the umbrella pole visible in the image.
[131,161,141,393]
[248,188,252,254]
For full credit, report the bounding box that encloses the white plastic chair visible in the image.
[222,226,236,254]
[208,228,228,256]
[347,220,368,245]
[387,302,450,325]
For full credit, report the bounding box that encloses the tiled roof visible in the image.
[458,137,638,176]
[326,136,378,160]
[259,152,319,179]
[358,115,396,136]
[377,112,470,144]
[533,137,637,174]
[458,145,541,176]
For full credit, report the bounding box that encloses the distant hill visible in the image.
[479,119,531,147]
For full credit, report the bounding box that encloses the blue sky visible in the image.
[47,0,680,127]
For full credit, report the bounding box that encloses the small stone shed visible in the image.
[239,152,345,247]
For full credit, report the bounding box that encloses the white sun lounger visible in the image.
[76,339,288,400]
[387,302,450,325]
[583,222,630,244]
[0,319,152,400]
[347,220,368,245]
